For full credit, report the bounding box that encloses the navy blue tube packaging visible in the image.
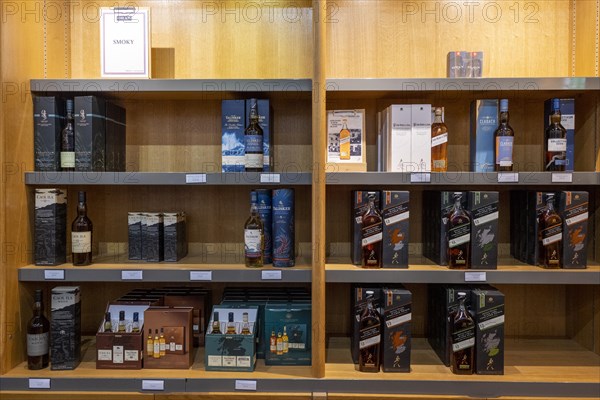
[272,189,295,267]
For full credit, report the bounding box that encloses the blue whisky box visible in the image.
[272,189,295,267]
[544,98,575,171]
[33,96,65,171]
[382,286,412,372]
[470,100,499,172]
[264,301,311,366]
[252,189,272,264]
[221,100,246,172]
[245,99,273,172]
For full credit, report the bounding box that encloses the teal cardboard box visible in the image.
[264,301,311,366]
[220,298,268,359]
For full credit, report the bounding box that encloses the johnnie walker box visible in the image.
[382,190,409,268]
[351,285,383,363]
[105,101,126,172]
[34,188,67,266]
[128,212,143,260]
[163,212,188,262]
[221,100,246,172]
[468,191,499,269]
[245,99,273,172]
[351,191,381,266]
[33,96,65,171]
[51,286,81,370]
[382,287,412,372]
[526,192,557,266]
[559,191,589,269]
[142,213,164,262]
[471,286,504,375]
[74,95,106,171]
[470,99,499,172]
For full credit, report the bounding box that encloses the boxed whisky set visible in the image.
[447,51,484,78]
[128,211,188,262]
[327,109,367,172]
[34,188,67,266]
[51,286,81,370]
[263,301,311,366]
[144,307,194,369]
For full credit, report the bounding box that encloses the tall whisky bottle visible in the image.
[27,289,50,370]
[339,119,351,160]
[361,195,383,268]
[545,98,567,171]
[431,107,448,172]
[71,191,93,266]
[493,99,515,172]
[450,291,475,375]
[244,192,264,268]
[244,98,263,172]
[358,290,381,372]
[60,99,75,171]
[538,194,562,268]
[447,192,471,269]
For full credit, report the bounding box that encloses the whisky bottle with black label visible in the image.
[450,291,475,375]
[538,194,562,268]
[361,195,383,268]
[358,290,381,372]
[27,289,49,370]
[448,192,471,269]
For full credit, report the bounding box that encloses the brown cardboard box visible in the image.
[163,291,211,347]
[143,307,194,369]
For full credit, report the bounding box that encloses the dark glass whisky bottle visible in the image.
[538,194,563,268]
[494,99,515,172]
[71,191,93,266]
[244,191,264,268]
[431,107,448,172]
[450,291,475,375]
[104,312,112,332]
[211,312,222,334]
[60,99,75,171]
[545,98,567,171]
[27,289,49,370]
[447,193,471,269]
[244,98,264,172]
[358,290,381,372]
[361,195,383,268]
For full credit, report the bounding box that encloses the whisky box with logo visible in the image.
[471,287,504,375]
[96,303,150,369]
[245,99,273,172]
[327,109,367,172]
[351,285,382,363]
[351,191,381,265]
[164,290,211,347]
[221,100,246,172]
[105,101,126,172]
[559,191,588,269]
[272,188,295,267]
[128,212,143,260]
[410,104,432,172]
[465,51,484,78]
[468,191,499,269]
[386,105,412,172]
[163,212,187,262]
[382,191,409,268]
[252,189,272,264]
[74,95,106,171]
[447,51,467,78]
[35,188,67,266]
[33,96,65,171]
[382,287,412,372]
[144,307,194,368]
[264,301,311,366]
[470,100,499,172]
[526,192,558,266]
[142,213,164,262]
[205,306,258,372]
[544,98,575,171]
[51,286,81,370]
[220,297,268,358]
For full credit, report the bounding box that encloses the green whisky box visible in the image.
[471,286,504,375]
[381,191,409,268]
[559,191,588,269]
[382,287,412,372]
[468,191,499,269]
[264,301,311,366]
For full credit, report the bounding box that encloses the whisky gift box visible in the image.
[245,99,273,172]
[35,188,67,266]
[410,104,432,172]
[351,191,381,266]
[96,303,150,369]
[382,287,412,372]
[351,285,382,363]
[105,101,126,172]
[465,51,483,78]
[272,188,295,267]
[74,95,106,171]
[51,286,81,370]
[559,191,588,269]
[33,96,65,171]
[468,191,499,269]
[164,290,211,347]
[264,301,311,366]
[221,100,245,172]
[386,105,412,172]
[163,212,187,262]
[142,213,164,262]
[471,287,504,375]
[326,109,367,172]
[128,212,143,260]
[144,307,193,368]
[470,100,499,172]
[526,192,558,266]
[382,191,409,268]
[544,98,575,171]
[447,51,467,78]
[252,189,272,264]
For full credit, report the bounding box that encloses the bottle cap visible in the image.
[66,99,74,112]
[434,107,443,115]
[552,98,560,111]
[500,99,509,112]
[78,191,86,203]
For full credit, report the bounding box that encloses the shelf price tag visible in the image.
[28,378,51,389]
[410,172,431,183]
[465,272,487,282]
[497,173,519,183]
[235,380,257,391]
[121,270,143,280]
[142,380,164,391]
[44,269,65,280]
[186,174,207,184]
[190,270,212,281]
[260,173,281,183]
[261,270,282,280]
[552,173,572,183]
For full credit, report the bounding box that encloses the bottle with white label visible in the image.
[27,289,49,370]
[358,290,381,372]
[450,291,475,375]
[493,99,515,172]
[244,191,264,268]
[431,107,448,172]
[545,98,567,171]
[71,191,93,266]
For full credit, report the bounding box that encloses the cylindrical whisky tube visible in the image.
[272,188,295,267]
[252,189,272,264]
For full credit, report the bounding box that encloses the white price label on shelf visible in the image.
[121,270,143,280]
[497,172,519,183]
[186,174,207,184]
[235,380,257,391]
[261,270,282,280]
[465,272,487,282]
[28,379,50,389]
[410,172,431,183]
[260,173,281,183]
[142,380,164,391]
[552,173,572,183]
[190,270,212,281]
[44,269,64,280]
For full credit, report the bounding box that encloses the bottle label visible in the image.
[448,223,470,248]
[472,203,499,226]
[433,159,446,169]
[72,231,91,253]
[270,342,276,352]
[477,305,505,330]
[153,342,160,354]
[27,332,49,356]
[170,342,176,352]
[359,325,381,349]
[548,138,567,152]
[245,135,263,169]
[113,345,124,364]
[384,304,412,328]
[283,341,288,352]
[159,342,166,352]
[244,229,262,256]
[451,327,475,352]
[60,152,75,168]
[542,224,562,245]
[361,223,383,246]
[495,136,514,167]
[383,202,409,227]
[431,132,448,148]
[245,153,262,169]
[147,342,153,354]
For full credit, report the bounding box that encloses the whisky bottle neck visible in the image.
[500,111,509,124]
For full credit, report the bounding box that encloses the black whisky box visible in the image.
[163,212,187,262]
[51,286,81,370]
[382,191,409,268]
[510,191,529,263]
[559,191,589,269]
[105,102,126,172]
[142,213,164,262]
[74,95,106,171]
[526,192,558,266]
[34,188,67,266]
[471,286,504,375]
[128,212,143,260]
[468,191,499,269]
[351,285,382,363]
[34,96,65,171]
[382,287,412,372]
[351,191,381,265]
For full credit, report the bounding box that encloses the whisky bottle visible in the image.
[245,98,264,172]
[103,312,112,332]
[493,99,515,172]
[153,329,160,358]
[132,312,140,333]
[169,335,176,352]
[431,107,448,172]
[538,194,563,268]
[339,119,351,160]
[358,290,381,372]
[447,192,471,269]
[159,328,166,356]
[270,330,277,353]
[241,312,251,335]
[450,291,475,375]
[276,331,283,355]
[27,289,49,370]
[226,312,236,334]
[211,312,222,334]
[282,326,289,354]
[118,310,126,332]
[60,99,75,171]
[361,194,383,268]
[244,192,264,268]
[545,98,567,171]
[71,191,93,266]
[146,329,154,358]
